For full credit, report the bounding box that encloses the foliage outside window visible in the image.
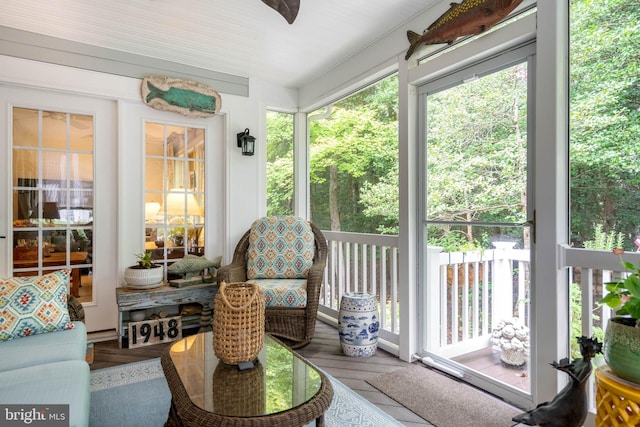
[569,0,640,251]
[266,111,294,216]
[309,74,399,234]
[144,123,205,265]
[425,63,528,251]
[568,0,638,361]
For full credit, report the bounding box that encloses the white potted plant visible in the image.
[123,251,164,289]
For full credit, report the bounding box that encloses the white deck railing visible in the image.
[426,244,530,358]
[558,245,640,413]
[319,231,400,347]
[316,236,634,415]
[318,231,531,354]
[559,245,640,342]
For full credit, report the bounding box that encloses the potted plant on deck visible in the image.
[123,251,164,289]
[598,248,640,383]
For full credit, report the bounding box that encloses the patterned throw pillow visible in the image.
[0,269,75,342]
[247,216,315,280]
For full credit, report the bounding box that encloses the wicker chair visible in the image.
[217,216,328,349]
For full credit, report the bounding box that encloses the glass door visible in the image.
[12,108,94,303]
[2,85,117,332]
[418,45,535,408]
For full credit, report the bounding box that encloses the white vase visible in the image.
[124,265,164,289]
[338,292,380,357]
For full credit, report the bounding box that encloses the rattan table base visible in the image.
[161,333,333,427]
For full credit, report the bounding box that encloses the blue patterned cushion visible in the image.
[0,270,75,342]
[247,216,315,280]
[248,279,307,308]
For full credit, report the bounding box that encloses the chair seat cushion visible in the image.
[0,321,87,372]
[248,279,307,308]
[0,360,90,427]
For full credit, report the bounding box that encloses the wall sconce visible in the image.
[236,128,255,156]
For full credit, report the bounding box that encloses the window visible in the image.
[308,74,399,234]
[12,107,94,302]
[568,0,639,360]
[144,122,205,267]
[569,0,640,251]
[266,111,294,216]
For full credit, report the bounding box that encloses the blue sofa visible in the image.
[0,321,90,427]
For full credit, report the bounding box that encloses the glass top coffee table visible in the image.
[161,331,334,426]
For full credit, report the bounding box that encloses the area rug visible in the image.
[367,363,521,427]
[90,358,403,427]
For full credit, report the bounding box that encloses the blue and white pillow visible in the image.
[0,269,75,342]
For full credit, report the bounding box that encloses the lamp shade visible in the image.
[145,202,161,221]
[165,190,202,217]
[42,202,60,220]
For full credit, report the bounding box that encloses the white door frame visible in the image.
[0,85,118,332]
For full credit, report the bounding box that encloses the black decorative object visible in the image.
[237,128,256,156]
[512,336,602,427]
[261,0,300,24]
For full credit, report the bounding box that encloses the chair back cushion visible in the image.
[247,216,315,280]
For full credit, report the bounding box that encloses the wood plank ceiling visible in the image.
[0,0,442,89]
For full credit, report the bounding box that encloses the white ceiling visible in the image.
[0,0,443,89]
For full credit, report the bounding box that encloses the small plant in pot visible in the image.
[598,248,640,383]
[124,251,164,289]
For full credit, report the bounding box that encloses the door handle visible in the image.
[526,210,536,244]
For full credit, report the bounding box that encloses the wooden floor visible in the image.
[92,320,432,427]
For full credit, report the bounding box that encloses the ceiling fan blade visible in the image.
[261,0,300,24]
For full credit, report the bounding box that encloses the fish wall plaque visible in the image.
[405,0,523,60]
[141,76,222,118]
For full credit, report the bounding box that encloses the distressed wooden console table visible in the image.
[116,283,217,348]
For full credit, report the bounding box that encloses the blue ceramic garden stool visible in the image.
[338,292,380,357]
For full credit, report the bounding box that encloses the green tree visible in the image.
[309,75,399,234]
[570,0,640,249]
[266,111,294,216]
[426,63,528,248]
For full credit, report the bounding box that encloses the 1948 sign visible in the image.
[127,316,182,349]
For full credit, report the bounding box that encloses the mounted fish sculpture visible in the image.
[261,0,300,24]
[141,76,222,118]
[405,0,523,60]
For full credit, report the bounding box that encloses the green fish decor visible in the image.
[141,76,222,118]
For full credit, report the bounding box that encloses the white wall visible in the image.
[0,54,275,332]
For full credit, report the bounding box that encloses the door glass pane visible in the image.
[144,122,205,270]
[13,108,38,147]
[69,114,93,151]
[12,107,94,303]
[424,62,530,394]
[42,111,67,150]
[12,150,38,184]
[42,151,66,180]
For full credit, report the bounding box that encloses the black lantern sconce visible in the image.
[236,128,256,156]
